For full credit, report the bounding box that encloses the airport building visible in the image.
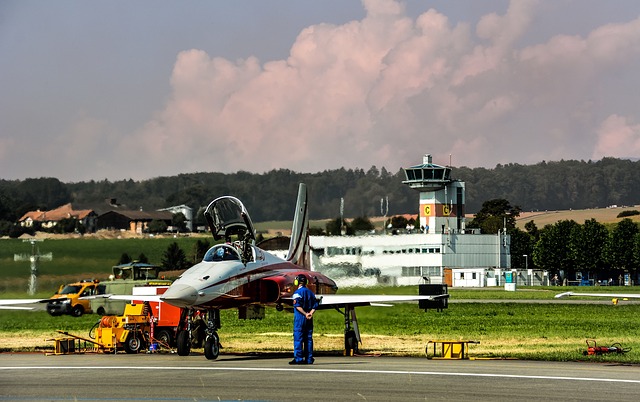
[309,154,546,288]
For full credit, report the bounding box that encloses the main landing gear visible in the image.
[176,308,221,360]
[336,305,361,356]
[203,309,221,360]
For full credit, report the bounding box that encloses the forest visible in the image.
[2,157,640,280]
[1,157,639,226]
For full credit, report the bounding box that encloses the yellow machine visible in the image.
[93,303,150,354]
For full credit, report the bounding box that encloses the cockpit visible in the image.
[203,244,241,262]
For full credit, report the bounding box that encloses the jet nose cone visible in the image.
[161,284,198,308]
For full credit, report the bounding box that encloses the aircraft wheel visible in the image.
[155,329,173,347]
[71,305,84,317]
[124,333,143,354]
[204,333,220,360]
[176,330,191,356]
[344,330,358,356]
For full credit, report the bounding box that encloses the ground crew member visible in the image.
[290,274,318,365]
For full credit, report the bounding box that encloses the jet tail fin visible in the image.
[286,183,310,269]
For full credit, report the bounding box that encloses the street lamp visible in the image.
[523,254,530,286]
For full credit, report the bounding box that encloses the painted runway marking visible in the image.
[3,366,640,384]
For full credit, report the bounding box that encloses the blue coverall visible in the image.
[292,285,318,363]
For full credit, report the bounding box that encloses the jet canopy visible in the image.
[204,196,256,243]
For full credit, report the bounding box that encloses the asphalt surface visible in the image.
[449,298,640,304]
[1,352,640,401]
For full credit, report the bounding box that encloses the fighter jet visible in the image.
[143,183,448,359]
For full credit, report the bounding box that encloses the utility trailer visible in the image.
[92,286,185,353]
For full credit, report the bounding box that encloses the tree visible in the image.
[137,253,149,264]
[147,219,168,234]
[0,190,15,222]
[118,253,132,265]
[351,216,374,233]
[193,239,211,263]
[161,242,189,271]
[172,212,188,232]
[325,217,353,236]
[509,228,534,269]
[54,217,79,234]
[524,220,540,242]
[468,199,521,234]
[533,220,580,280]
[607,218,639,273]
[17,177,70,210]
[634,233,640,271]
[389,215,408,229]
[0,220,13,237]
[569,219,609,277]
[309,226,324,235]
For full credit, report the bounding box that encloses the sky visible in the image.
[1,0,640,182]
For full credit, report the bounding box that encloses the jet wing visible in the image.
[0,299,50,310]
[314,294,449,309]
[555,292,640,299]
[89,294,164,303]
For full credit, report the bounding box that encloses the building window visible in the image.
[401,267,421,276]
[421,266,441,276]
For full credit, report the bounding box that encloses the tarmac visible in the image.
[1,351,640,401]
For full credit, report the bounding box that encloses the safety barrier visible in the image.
[425,340,479,359]
[46,337,83,355]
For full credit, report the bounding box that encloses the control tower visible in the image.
[402,154,465,234]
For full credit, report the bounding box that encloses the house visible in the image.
[97,209,174,234]
[18,203,97,232]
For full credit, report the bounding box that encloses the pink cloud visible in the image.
[593,115,640,159]
[114,0,640,178]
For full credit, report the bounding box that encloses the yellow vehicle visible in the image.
[47,279,103,317]
[47,263,171,318]
[93,303,150,354]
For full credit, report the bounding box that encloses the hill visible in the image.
[1,158,640,230]
[515,205,640,229]
[258,205,640,234]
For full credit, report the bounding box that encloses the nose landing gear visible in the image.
[176,308,221,360]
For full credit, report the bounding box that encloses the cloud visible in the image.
[114,0,640,179]
[593,115,640,160]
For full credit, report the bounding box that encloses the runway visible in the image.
[1,352,640,401]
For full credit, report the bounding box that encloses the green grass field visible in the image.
[2,298,639,362]
[2,237,640,362]
[0,237,205,293]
